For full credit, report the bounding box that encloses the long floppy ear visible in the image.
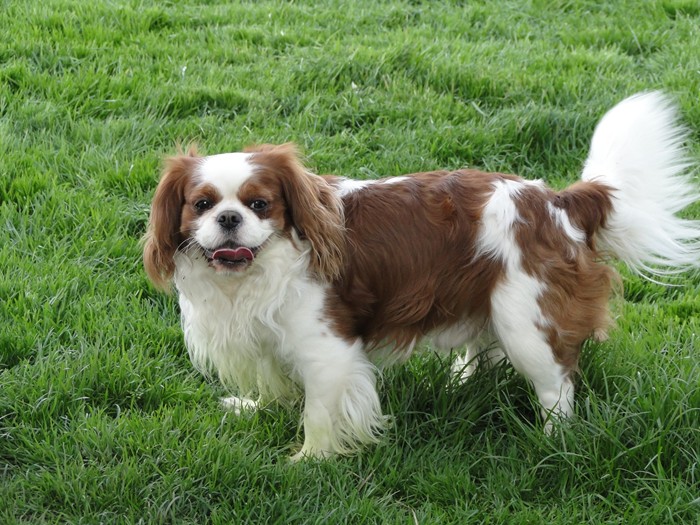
[143,150,199,291]
[247,143,346,282]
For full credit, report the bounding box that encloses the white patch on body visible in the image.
[547,201,586,244]
[335,176,409,197]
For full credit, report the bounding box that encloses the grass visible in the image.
[1,0,699,523]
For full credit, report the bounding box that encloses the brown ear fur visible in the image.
[247,143,346,282]
[143,150,199,291]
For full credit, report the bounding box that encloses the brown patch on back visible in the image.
[326,169,506,351]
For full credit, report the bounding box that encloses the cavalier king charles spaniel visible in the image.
[144,92,700,459]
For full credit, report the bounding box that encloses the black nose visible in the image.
[217,210,242,230]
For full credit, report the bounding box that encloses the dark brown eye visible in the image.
[250,199,268,211]
[194,199,213,212]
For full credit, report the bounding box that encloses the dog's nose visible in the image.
[217,210,243,230]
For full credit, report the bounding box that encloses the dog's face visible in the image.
[181,152,286,273]
[143,144,345,290]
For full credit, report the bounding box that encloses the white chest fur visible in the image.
[173,239,316,401]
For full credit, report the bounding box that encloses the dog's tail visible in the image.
[577,91,700,279]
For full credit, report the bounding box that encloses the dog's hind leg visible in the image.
[489,276,575,431]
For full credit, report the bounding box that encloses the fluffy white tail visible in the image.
[582,91,700,278]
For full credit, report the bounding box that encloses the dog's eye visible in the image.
[250,199,268,211]
[194,199,213,212]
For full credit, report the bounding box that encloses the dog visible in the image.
[144,92,700,459]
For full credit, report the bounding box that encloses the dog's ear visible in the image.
[248,143,346,282]
[143,150,198,291]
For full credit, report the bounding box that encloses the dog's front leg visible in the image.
[289,336,388,460]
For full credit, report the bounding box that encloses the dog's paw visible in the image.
[220,396,259,416]
[450,354,478,384]
[289,447,334,462]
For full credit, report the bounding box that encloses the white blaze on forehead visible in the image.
[197,152,256,196]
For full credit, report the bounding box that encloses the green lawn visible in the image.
[1,0,699,523]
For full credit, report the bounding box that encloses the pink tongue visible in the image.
[212,247,254,262]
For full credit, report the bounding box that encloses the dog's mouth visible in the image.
[202,244,262,272]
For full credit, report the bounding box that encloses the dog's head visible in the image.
[143,143,345,290]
